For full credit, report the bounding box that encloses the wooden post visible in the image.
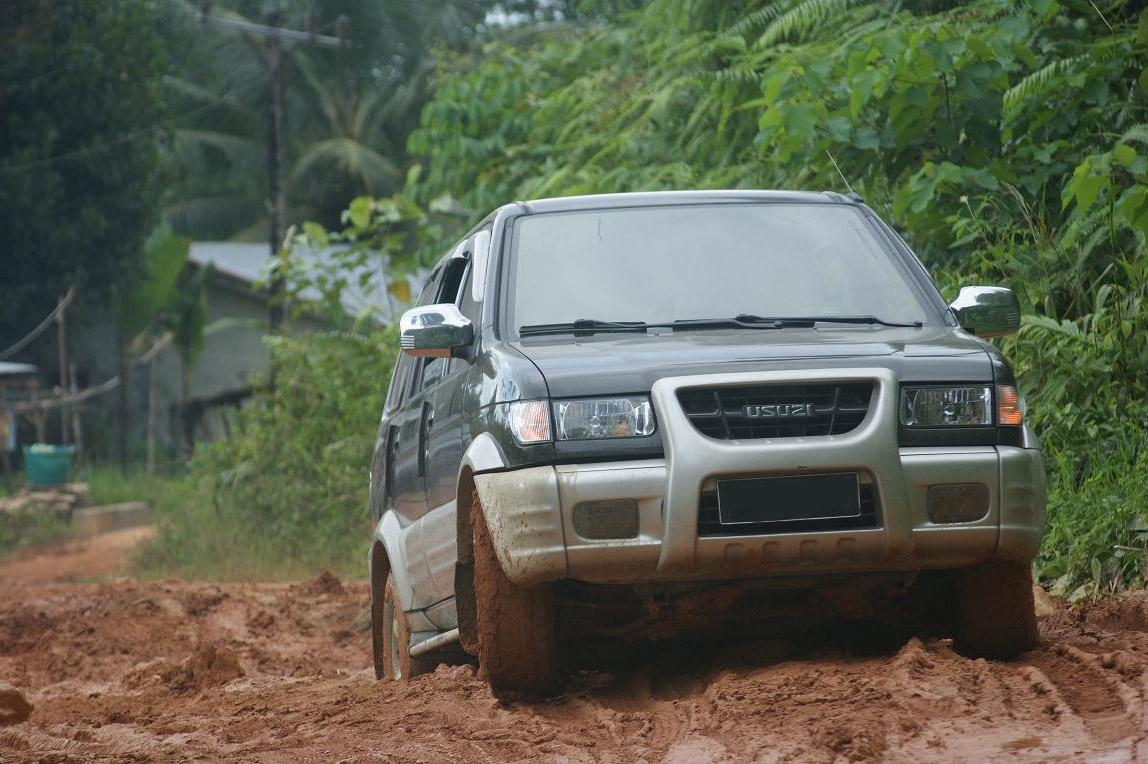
[69,362,84,474]
[147,354,158,474]
[57,296,69,445]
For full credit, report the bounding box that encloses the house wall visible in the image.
[67,278,273,459]
[35,268,329,461]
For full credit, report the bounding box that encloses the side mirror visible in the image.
[949,286,1020,337]
[400,303,474,357]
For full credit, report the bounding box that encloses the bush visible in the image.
[1037,438,1148,600]
[136,328,397,580]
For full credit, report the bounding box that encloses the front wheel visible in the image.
[375,572,434,681]
[954,560,1038,659]
[471,501,559,699]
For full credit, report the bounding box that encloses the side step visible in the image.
[409,627,460,658]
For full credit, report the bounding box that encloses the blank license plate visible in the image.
[716,473,861,525]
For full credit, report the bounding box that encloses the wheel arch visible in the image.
[454,432,508,655]
[370,510,413,612]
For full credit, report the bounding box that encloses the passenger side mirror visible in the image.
[400,303,474,357]
[949,286,1021,337]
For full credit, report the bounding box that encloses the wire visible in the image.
[0,101,215,177]
[0,289,74,361]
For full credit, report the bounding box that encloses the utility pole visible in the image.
[197,1,349,331]
[266,9,286,330]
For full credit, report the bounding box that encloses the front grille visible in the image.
[677,382,873,440]
[697,482,879,537]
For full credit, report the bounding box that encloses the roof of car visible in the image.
[514,189,852,214]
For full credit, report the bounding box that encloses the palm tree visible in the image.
[162,0,494,240]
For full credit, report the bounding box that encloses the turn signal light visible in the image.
[997,385,1023,426]
[508,400,551,443]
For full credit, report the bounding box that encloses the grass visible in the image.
[0,510,74,560]
[113,465,368,582]
[1036,438,1148,600]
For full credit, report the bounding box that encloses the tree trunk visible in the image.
[117,332,131,470]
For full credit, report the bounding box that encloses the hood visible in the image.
[511,325,993,398]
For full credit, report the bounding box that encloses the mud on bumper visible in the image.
[474,368,1046,587]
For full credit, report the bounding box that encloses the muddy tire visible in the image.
[471,501,559,699]
[955,560,1038,659]
[377,573,434,681]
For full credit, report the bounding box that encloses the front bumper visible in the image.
[474,367,1046,586]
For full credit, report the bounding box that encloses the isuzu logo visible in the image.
[743,403,814,419]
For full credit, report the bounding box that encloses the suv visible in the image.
[368,190,1045,698]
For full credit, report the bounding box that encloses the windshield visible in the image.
[509,203,935,332]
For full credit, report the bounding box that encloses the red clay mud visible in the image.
[3,536,1148,761]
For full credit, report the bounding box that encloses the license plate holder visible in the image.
[716,473,861,525]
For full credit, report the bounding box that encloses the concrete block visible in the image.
[70,502,151,537]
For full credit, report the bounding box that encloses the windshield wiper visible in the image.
[519,318,650,337]
[670,314,791,330]
[768,315,924,328]
[670,314,923,330]
[520,314,923,337]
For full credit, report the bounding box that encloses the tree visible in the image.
[0,0,172,341]
[162,0,498,241]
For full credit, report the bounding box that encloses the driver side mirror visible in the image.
[949,286,1020,337]
[399,303,474,357]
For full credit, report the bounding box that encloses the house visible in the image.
[58,241,403,460]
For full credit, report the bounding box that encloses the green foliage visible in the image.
[275,190,470,327]
[404,0,1148,594]
[0,0,172,339]
[163,0,499,238]
[1037,440,1148,601]
[119,225,192,338]
[137,328,397,579]
[0,511,72,561]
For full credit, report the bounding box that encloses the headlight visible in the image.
[553,397,656,440]
[900,385,993,426]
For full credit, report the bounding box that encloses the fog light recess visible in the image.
[927,483,989,524]
[572,499,640,540]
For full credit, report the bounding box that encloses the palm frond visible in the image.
[1003,56,1088,114]
[756,0,859,48]
[729,3,790,36]
[162,195,264,240]
[290,138,402,195]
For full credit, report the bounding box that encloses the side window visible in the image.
[458,263,479,323]
[437,257,467,305]
[385,353,415,414]
[407,255,461,398]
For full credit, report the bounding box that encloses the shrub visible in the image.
[137,328,397,579]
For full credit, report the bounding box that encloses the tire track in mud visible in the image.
[4,575,1148,762]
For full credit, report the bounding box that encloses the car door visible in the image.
[390,270,443,528]
[419,237,486,610]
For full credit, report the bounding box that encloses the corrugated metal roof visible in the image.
[188,242,406,322]
[0,362,37,377]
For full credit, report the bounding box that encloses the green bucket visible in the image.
[23,445,76,485]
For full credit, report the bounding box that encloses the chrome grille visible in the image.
[677,382,872,440]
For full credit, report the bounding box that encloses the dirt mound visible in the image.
[0,683,32,726]
[162,644,244,693]
[301,569,346,596]
[4,574,1148,762]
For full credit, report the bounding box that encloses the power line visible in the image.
[0,101,216,177]
[0,289,74,361]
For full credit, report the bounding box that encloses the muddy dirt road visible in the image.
[4,535,1148,762]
